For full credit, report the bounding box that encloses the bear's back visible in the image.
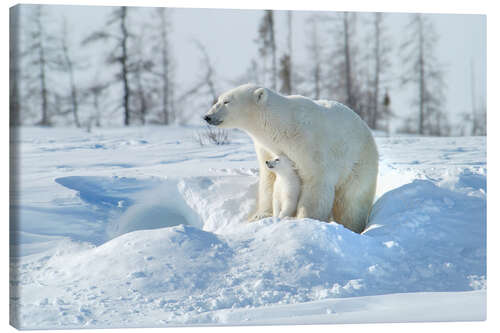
[286,95,359,121]
[284,95,369,137]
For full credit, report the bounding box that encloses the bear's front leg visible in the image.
[295,178,336,222]
[249,144,275,221]
[278,203,296,219]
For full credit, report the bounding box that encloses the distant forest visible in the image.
[9,5,486,136]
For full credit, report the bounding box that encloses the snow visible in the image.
[9,126,486,329]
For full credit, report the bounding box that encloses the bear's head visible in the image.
[265,155,294,173]
[203,84,268,129]
[265,157,280,170]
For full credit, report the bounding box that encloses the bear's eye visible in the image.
[223,100,230,105]
[275,158,280,162]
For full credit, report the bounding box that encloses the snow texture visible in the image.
[10,126,486,329]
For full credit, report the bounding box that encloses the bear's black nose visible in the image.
[203,115,211,123]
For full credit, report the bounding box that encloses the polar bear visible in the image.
[265,155,301,219]
[203,84,378,233]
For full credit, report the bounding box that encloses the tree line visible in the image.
[11,5,176,129]
[248,10,485,136]
[10,5,486,136]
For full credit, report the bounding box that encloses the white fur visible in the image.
[204,84,379,233]
[265,155,301,219]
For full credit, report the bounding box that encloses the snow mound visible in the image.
[54,176,203,239]
[365,176,486,292]
[108,181,203,238]
[10,128,487,328]
[12,171,486,328]
[43,225,231,294]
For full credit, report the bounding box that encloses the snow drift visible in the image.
[10,127,486,328]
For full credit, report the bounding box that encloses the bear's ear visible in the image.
[253,87,268,105]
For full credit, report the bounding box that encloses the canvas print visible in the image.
[9,3,486,329]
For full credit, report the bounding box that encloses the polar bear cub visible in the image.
[265,155,301,219]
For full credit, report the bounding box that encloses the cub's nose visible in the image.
[203,115,212,123]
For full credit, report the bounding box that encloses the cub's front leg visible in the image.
[272,184,281,217]
[278,192,298,219]
[249,144,275,221]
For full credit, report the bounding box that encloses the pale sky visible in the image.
[18,4,486,130]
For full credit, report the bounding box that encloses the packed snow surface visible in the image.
[10,126,486,329]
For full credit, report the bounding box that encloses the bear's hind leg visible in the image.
[296,179,335,222]
[332,165,377,233]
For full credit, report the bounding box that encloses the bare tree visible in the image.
[279,11,293,95]
[341,12,355,110]
[150,7,175,124]
[10,6,21,127]
[82,6,133,126]
[125,21,159,126]
[287,10,294,94]
[118,7,131,126]
[470,59,478,135]
[400,13,447,136]
[23,5,58,126]
[56,18,84,127]
[366,12,393,130]
[194,40,218,104]
[475,100,487,136]
[380,89,393,133]
[86,71,109,128]
[176,40,218,121]
[469,59,487,136]
[306,15,325,100]
[459,59,486,136]
[256,10,277,90]
[328,12,363,116]
[88,84,107,128]
[279,54,291,95]
[34,6,50,126]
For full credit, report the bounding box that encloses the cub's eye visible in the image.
[276,158,280,162]
[223,100,230,105]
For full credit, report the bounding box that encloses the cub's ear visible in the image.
[253,87,268,105]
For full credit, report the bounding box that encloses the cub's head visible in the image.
[265,155,294,173]
[203,84,268,129]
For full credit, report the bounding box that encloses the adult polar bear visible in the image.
[203,84,378,233]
